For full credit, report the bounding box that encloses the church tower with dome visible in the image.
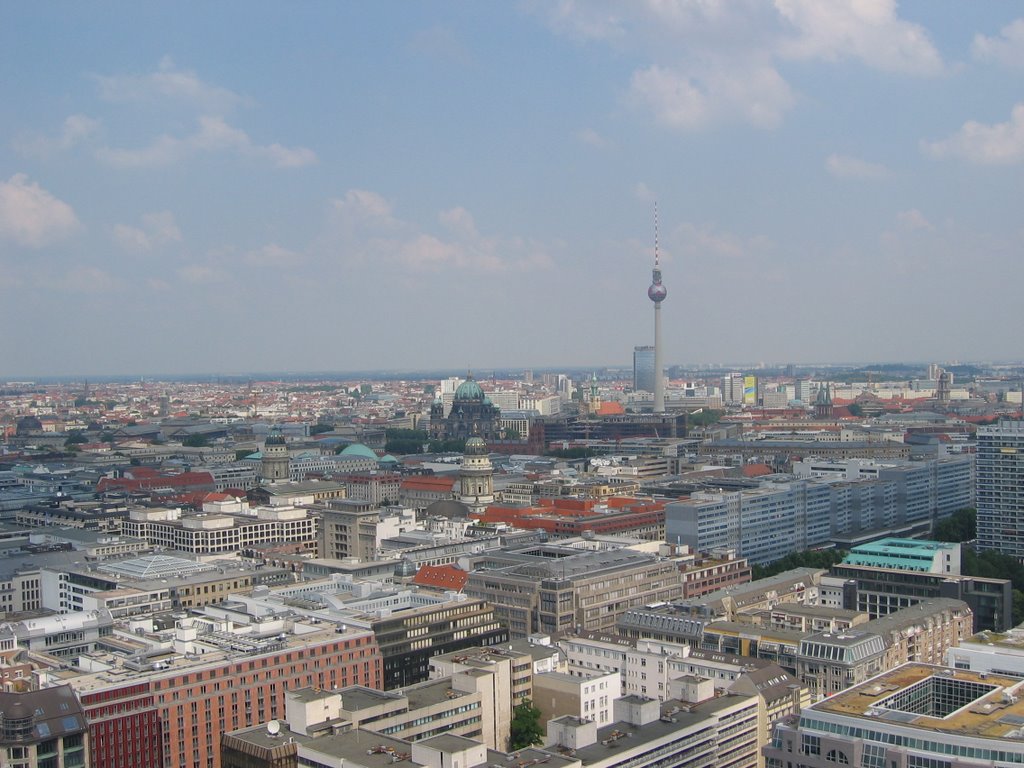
[455,437,494,515]
[428,373,501,443]
[261,428,290,481]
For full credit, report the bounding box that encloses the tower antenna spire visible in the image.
[647,203,667,413]
[654,201,660,268]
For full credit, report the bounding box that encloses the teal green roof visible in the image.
[843,538,955,571]
[339,443,379,460]
[454,377,484,401]
[379,454,399,463]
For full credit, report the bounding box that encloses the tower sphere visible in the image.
[648,282,667,303]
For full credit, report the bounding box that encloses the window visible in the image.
[801,734,821,756]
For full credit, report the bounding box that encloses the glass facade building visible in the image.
[633,345,656,394]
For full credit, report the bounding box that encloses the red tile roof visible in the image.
[400,476,456,492]
[411,564,468,592]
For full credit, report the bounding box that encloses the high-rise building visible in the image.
[647,210,668,413]
[722,372,745,405]
[633,345,656,394]
[976,421,1024,558]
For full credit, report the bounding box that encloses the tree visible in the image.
[509,699,543,750]
[427,438,466,453]
[309,423,334,436]
[64,431,88,446]
[962,547,1024,624]
[545,447,595,459]
[386,428,429,455]
[933,508,976,542]
[686,409,724,428]
[751,548,848,581]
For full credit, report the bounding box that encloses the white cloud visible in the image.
[775,0,943,75]
[0,174,79,248]
[439,207,479,239]
[113,224,150,251]
[15,114,100,156]
[245,244,303,267]
[97,116,316,169]
[326,189,554,274]
[96,135,182,168]
[896,209,932,230]
[631,63,794,130]
[673,221,778,284]
[113,211,182,251]
[825,153,891,180]
[973,19,1024,69]
[94,56,245,114]
[536,0,941,131]
[409,25,471,64]
[577,128,611,148]
[178,264,228,284]
[632,182,656,202]
[923,104,1024,165]
[331,189,396,223]
[59,267,126,294]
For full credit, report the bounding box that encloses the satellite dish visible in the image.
[267,720,281,736]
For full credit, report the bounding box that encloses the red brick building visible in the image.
[75,629,381,768]
[472,496,666,540]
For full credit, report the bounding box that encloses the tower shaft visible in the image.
[654,303,664,412]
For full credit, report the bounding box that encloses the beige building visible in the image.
[122,505,317,555]
[533,670,620,730]
[317,505,380,561]
[231,670,513,752]
[466,546,683,638]
[727,666,809,768]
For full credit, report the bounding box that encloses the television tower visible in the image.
[648,204,667,413]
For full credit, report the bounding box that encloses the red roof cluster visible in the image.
[400,476,456,492]
[97,470,216,494]
[412,564,468,591]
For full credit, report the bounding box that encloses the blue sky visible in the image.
[2,2,1023,376]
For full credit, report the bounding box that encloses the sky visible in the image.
[2,2,1023,377]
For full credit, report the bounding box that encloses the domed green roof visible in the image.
[464,436,488,455]
[454,377,484,401]
[339,443,379,460]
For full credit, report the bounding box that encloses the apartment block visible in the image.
[977,421,1024,557]
[666,457,975,564]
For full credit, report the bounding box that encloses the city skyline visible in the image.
[3,3,1024,376]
